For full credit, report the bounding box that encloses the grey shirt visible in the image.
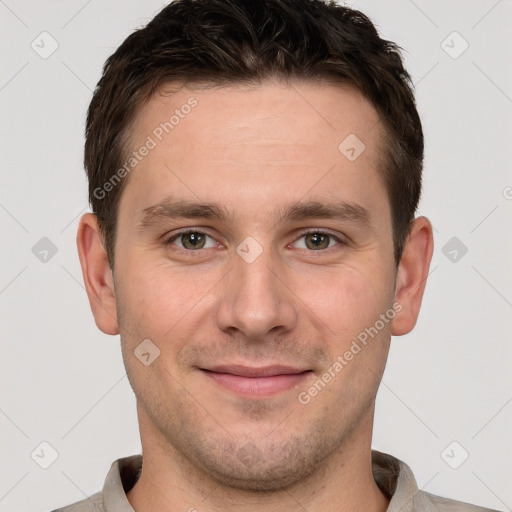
[52,450,500,512]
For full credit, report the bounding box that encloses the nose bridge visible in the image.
[215,243,297,340]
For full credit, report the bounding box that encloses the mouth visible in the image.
[200,365,313,397]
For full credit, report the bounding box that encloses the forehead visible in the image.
[135,79,381,154]
[120,80,387,223]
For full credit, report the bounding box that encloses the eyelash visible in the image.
[164,229,345,253]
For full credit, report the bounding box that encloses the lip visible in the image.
[200,365,312,397]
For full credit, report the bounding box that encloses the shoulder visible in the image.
[415,490,502,512]
[371,450,501,512]
[48,455,141,512]
[49,491,105,512]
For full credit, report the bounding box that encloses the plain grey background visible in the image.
[1,1,511,511]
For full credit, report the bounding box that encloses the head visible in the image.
[78,0,433,493]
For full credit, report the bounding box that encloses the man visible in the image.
[53,0,499,511]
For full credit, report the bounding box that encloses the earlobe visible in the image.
[76,213,119,335]
[391,216,434,336]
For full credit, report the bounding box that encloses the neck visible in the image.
[127,406,389,512]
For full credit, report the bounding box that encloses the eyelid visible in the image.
[165,228,219,250]
[296,227,345,239]
[290,228,346,249]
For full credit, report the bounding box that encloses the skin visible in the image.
[77,80,433,512]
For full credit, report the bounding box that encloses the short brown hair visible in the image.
[85,0,423,267]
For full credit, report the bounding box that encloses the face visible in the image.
[102,81,402,489]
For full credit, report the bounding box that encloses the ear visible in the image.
[391,216,434,336]
[76,213,119,335]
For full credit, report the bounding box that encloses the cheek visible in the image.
[296,264,394,405]
[293,261,393,340]
[116,256,221,345]
[116,261,211,390]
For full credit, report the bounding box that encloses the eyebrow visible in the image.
[137,196,371,228]
[138,198,234,228]
[277,200,370,226]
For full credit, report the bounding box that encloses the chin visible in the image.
[185,435,330,493]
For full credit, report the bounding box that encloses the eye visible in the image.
[293,230,343,251]
[166,230,217,250]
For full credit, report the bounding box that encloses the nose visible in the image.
[215,246,298,341]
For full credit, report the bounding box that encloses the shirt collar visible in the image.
[101,450,421,512]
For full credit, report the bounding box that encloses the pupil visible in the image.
[308,233,328,249]
[184,232,204,248]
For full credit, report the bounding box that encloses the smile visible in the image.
[200,365,313,397]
